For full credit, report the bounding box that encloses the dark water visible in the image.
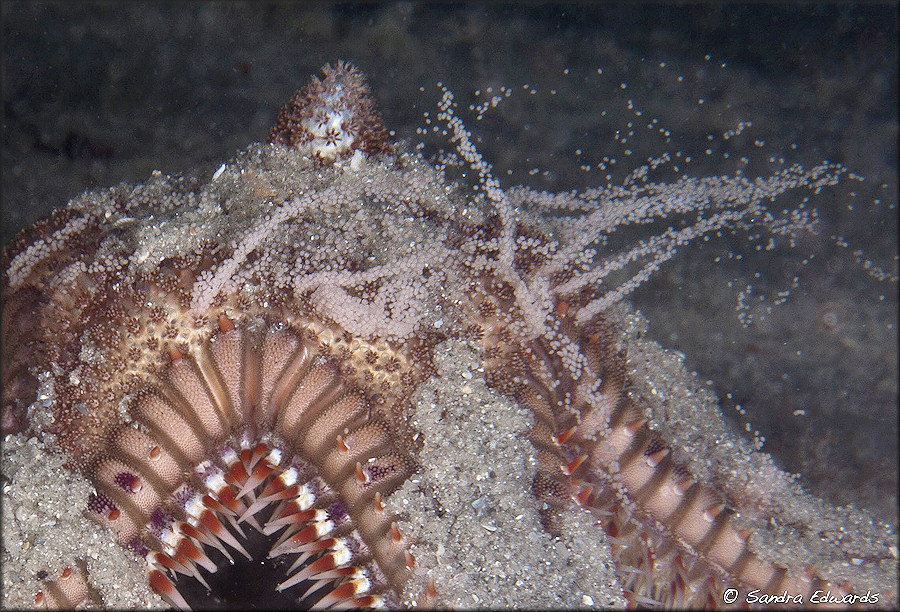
[3,3,897,521]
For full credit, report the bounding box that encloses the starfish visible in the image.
[2,62,896,609]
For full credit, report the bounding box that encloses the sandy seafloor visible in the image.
[2,3,897,608]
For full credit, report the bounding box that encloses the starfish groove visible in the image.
[2,61,896,610]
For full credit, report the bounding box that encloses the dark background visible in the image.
[2,3,897,522]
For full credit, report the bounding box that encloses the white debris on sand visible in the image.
[390,339,626,608]
[1,433,165,609]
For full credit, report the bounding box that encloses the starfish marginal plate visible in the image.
[2,59,896,610]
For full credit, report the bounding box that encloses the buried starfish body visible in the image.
[2,62,896,608]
